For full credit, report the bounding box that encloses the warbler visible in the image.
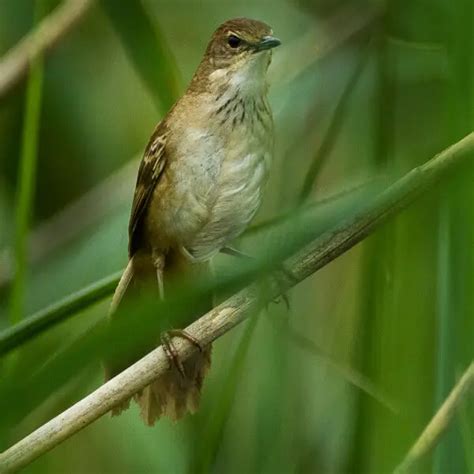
[105,18,281,425]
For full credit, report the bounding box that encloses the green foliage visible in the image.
[195,315,261,474]
[99,0,182,114]
[0,0,472,473]
[0,271,120,355]
[8,0,47,325]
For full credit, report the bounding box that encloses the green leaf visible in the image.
[8,0,48,325]
[99,0,182,114]
[194,315,260,473]
[0,272,121,356]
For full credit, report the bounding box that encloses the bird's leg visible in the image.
[221,245,295,280]
[220,246,295,309]
[267,267,292,310]
[220,246,253,260]
[152,250,203,377]
[152,251,165,300]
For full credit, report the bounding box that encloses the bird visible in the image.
[104,17,281,426]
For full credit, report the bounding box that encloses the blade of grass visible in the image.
[0,159,137,289]
[0,0,93,99]
[348,24,397,473]
[283,324,398,413]
[458,396,474,472]
[298,44,370,203]
[8,0,48,325]
[433,198,457,474]
[271,4,380,88]
[434,0,474,471]
[194,315,260,474]
[0,272,121,355]
[394,362,474,474]
[99,0,182,114]
[247,176,387,237]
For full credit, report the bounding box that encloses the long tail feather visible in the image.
[104,251,213,424]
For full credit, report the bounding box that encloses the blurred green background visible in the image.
[0,0,472,473]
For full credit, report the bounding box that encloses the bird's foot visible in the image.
[221,246,295,309]
[160,329,203,378]
[267,263,297,310]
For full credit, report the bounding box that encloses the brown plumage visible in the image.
[104,18,280,425]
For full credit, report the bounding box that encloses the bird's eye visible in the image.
[227,35,242,48]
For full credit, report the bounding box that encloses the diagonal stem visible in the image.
[394,362,474,473]
[0,0,94,98]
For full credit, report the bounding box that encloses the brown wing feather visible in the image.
[128,123,168,256]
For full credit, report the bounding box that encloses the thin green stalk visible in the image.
[395,363,474,473]
[283,324,398,413]
[0,272,121,355]
[434,0,473,470]
[99,0,181,114]
[433,198,455,473]
[348,20,397,473]
[9,1,47,325]
[298,44,370,203]
[458,398,474,472]
[194,315,260,474]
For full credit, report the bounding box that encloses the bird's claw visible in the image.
[160,329,203,378]
[267,264,296,311]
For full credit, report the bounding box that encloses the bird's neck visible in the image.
[213,55,270,97]
[183,57,272,133]
[189,53,271,100]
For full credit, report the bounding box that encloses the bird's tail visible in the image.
[103,250,212,425]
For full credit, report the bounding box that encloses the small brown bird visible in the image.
[105,18,281,425]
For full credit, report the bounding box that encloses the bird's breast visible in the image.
[155,91,273,260]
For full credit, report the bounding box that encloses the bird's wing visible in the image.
[128,123,168,256]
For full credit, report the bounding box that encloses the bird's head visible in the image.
[191,18,281,94]
[206,18,280,67]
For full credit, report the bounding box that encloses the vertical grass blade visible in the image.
[433,199,457,474]
[8,0,47,325]
[458,398,474,473]
[298,45,370,203]
[99,0,182,114]
[434,0,473,470]
[194,314,260,474]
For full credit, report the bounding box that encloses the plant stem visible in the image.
[195,315,260,473]
[0,0,93,98]
[1,272,121,355]
[8,0,47,325]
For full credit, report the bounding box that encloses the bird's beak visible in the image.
[255,35,282,52]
